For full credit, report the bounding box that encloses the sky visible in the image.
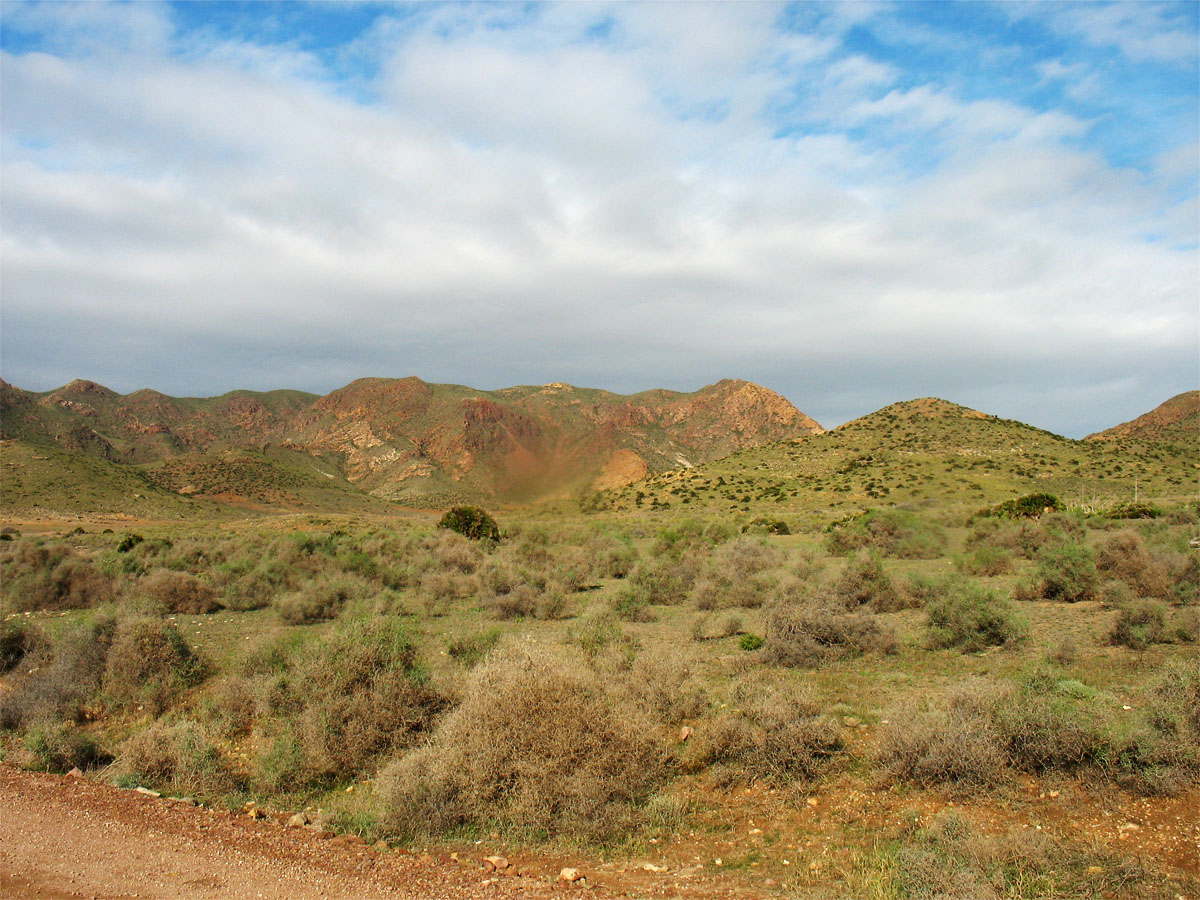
[1,1,1197,437]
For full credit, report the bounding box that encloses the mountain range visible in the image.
[1,378,1194,520]
[0,376,817,515]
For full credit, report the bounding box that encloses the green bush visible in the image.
[447,629,502,667]
[117,533,145,553]
[1104,502,1162,520]
[742,517,790,535]
[739,633,764,651]
[21,722,106,773]
[437,506,501,542]
[1,620,36,674]
[1028,541,1100,602]
[974,493,1064,520]
[955,545,1013,577]
[926,578,1027,652]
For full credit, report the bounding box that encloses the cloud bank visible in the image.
[1,1,1196,436]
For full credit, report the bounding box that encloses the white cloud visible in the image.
[1042,1,1198,65]
[0,2,1195,436]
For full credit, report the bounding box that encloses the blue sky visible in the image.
[1,1,1196,436]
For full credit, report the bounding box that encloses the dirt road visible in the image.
[0,766,627,900]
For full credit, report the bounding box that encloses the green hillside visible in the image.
[594,397,1199,526]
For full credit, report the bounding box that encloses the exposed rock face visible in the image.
[0,376,822,506]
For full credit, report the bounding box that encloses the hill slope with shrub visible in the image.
[1086,390,1199,447]
[596,397,1200,525]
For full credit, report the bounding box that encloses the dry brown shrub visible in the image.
[290,620,443,785]
[877,680,1009,788]
[1096,532,1172,598]
[714,537,784,580]
[249,618,444,791]
[477,559,518,596]
[551,546,594,592]
[138,569,218,614]
[1109,599,1172,650]
[763,595,896,668]
[832,552,911,612]
[114,719,234,797]
[582,532,638,579]
[483,582,538,619]
[416,570,477,615]
[423,529,484,574]
[1,540,115,612]
[0,618,115,728]
[685,681,841,785]
[690,538,782,610]
[614,650,708,725]
[102,618,207,715]
[379,650,664,841]
[273,573,372,624]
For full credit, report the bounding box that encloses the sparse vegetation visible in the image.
[3,396,1199,898]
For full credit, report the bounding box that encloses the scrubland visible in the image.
[1,499,1198,898]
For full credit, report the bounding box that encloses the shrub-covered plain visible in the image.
[1,502,1198,898]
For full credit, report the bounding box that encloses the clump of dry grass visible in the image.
[378,650,664,842]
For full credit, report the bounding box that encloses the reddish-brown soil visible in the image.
[0,767,781,900]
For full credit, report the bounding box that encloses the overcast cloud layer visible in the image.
[1,1,1197,436]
